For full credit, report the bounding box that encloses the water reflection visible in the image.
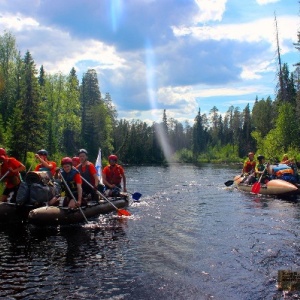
[0,164,299,299]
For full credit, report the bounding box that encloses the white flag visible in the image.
[95,148,102,182]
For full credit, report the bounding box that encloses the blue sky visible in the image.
[0,0,299,124]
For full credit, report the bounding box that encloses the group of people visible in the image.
[241,152,298,184]
[0,148,127,209]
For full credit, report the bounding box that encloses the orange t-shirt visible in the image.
[34,160,57,176]
[102,164,124,185]
[0,157,22,188]
[73,173,82,184]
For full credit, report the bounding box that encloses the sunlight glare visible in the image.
[145,39,174,163]
[110,0,123,32]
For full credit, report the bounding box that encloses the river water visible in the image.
[0,164,299,299]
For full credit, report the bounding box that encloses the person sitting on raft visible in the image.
[241,152,256,184]
[49,157,85,208]
[255,155,269,184]
[242,152,256,175]
[72,156,80,168]
[0,148,26,203]
[34,149,57,177]
[280,154,294,165]
[102,154,127,196]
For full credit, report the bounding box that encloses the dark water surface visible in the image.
[0,164,300,299]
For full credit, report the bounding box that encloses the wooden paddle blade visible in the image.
[224,180,234,187]
[132,192,142,201]
[117,209,131,216]
[251,182,261,194]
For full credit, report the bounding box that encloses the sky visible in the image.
[0,0,299,125]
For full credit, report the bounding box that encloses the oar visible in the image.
[115,186,142,201]
[79,175,131,216]
[59,170,89,224]
[0,171,10,182]
[251,166,267,194]
[130,191,142,201]
[224,174,243,187]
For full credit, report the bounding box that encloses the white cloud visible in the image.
[256,0,280,4]
[0,13,39,30]
[194,0,227,23]
[172,15,299,54]
[0,13,126,75]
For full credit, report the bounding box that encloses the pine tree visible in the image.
[8,51,45,160]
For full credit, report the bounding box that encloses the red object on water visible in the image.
[251,182,261,194]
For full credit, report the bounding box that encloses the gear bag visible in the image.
[29,183,56,206]
[16,181,30,205]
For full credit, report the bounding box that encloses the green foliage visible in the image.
[1,31,300,166]
[175,148,193,162]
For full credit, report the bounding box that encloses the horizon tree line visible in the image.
[0,30,300,165]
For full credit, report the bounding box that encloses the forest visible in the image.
[0,29,300,167]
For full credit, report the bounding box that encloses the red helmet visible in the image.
[108,154,118,161]
[61,157,72,165]
[0,148,7,156]
[72,156,80,164]
[0,155,6,162]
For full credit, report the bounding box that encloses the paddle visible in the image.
[79,175,131,216]
[224,174,243,187]
[0,170,10,182]
[130,191,142,201]
[224,179,235,187]
[59,170,89,223]
[251,166,267,194]
[115,186,142,201]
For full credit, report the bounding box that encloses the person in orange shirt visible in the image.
[77,149,99,201]
[242,152,256,175]
[72,156,80,168]
[0,148,25,202]
[49,157,84,208]
[102,154,127,196]
[34,149,57,177]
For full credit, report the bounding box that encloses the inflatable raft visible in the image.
[28,195,130,226]
[0,202,36,224]
[234,175,299,196]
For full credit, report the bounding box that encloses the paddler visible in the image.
[0,148,25,203]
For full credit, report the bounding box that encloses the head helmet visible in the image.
[37,149,48,156]
[282,154,288,160]
[248,152,254,157]
[0,155,6,162]
[61,157,73,165]
[257,155,265,161]
[108,154,118,161]
[0,148,7,156]
[72,156,80,164]
[78,149,88,155]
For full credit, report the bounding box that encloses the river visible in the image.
[0,164,299,299]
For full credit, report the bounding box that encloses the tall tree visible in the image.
[62,67,81,154]
[80,69,102,156]
[0,31,18,125]
[192,108,207,156]
[7,51,45,160]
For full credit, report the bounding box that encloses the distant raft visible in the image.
[28,195,130,226]
[234,175,299,196]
